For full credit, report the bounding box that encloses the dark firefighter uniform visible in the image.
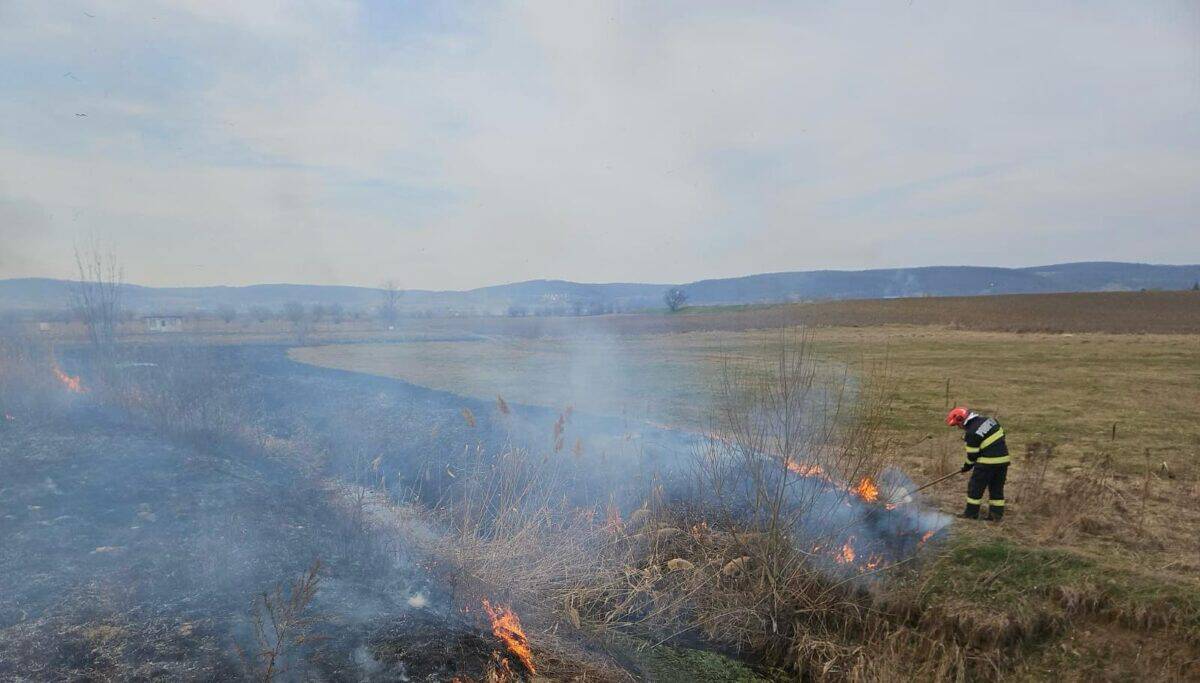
[961,413,1009,520]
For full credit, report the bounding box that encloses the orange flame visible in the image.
[918,530,935,546]
[52,365,84,393]
[482,599,536,674]
[784,459,826,477]
[835,539,856,564]
[851,477,879,502]
[863,555,883,571]
[785,462,885,508]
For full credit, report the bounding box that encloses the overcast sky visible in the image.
[1,1,1197,289]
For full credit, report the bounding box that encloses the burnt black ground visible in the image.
[0,411,339,679]
[1,344,688,681]
[1,347,463,680]
[107,344,700,516]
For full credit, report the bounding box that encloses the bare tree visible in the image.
[250,305,273,323]
[282,302,310,343]
[379,279,402,325]
[663,287,687,312]
[328,302,345,324]
[70,236,124,348]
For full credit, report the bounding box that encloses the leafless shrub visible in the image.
[250,305,273,323]
[328,302,345,324]
[282,302,312,344]
[569,331,956,677]
[238,560,322,682]
[70,236,123,350]
[379,279,402,324]
[697,329,895,544]
[664,287,688,312]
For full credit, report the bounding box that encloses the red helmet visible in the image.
[946,407,969,427]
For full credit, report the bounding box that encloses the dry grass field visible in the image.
[293,309,1200,679]
[293,327,1200,482]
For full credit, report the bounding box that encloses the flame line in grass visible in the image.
[784,458,886,507]
[52,364,84,393]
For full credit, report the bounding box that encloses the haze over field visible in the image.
[2,2,1199,288]
[4,2,1200,680]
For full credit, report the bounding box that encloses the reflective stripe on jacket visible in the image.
[963,414,1010,465]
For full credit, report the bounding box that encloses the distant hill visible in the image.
[2,262,1197,315]
[681,263,1200,304]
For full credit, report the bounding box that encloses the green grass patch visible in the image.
[604,632,770,682]
[919,533,1200,642]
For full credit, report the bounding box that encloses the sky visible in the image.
[1,1,1198,289]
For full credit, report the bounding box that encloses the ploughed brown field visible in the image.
[368,290,1200,336]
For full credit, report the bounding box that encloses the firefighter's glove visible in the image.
[960,463,974,473]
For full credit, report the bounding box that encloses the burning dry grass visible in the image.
[290,331,984,678]
[481,599,536,674]
[330,451,641,680]
[0,333,79,417]
[393,333,973,679]
[52,362,85,393]
[560,335,966,677]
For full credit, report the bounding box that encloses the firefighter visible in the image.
[945,407,1009,521]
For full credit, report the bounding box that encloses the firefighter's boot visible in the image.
[985,504,1005,522]
[959,502,980,520]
